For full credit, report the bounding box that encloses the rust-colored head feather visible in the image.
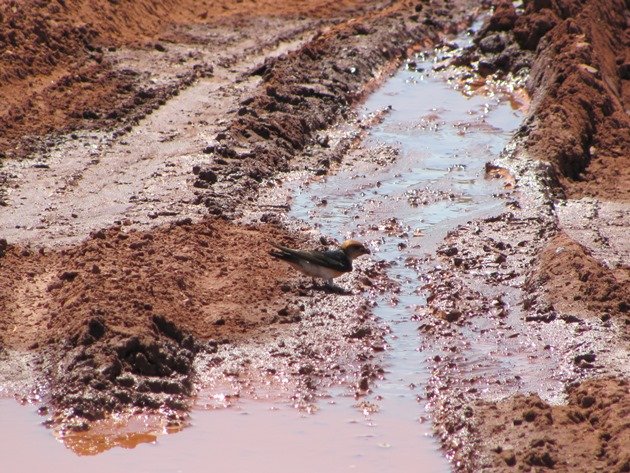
[340,239,371,258]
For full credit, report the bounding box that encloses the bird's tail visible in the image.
[269,242,297,263]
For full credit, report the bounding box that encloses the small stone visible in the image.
[444,309,461,322]
[358,377,369,391]
[523,410,537,422]
[440,246,458,256]
[479,33,507,53]
[502,450,517,467]
[59,270,79,282]
[581,395,596,408]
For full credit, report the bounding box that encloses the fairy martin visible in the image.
[269,239,371,286]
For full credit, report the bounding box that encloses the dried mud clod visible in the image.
[453,1,532,77]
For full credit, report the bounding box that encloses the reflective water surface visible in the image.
[1,30,522,473]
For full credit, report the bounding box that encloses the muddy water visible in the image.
[284,41,522,469]
[1,36,521,473]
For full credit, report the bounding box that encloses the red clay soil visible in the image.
[514,0,629,200]
[1,0,628,469]
[0,218,300,424]
[470,0,630,201]
[0,0,470,432]
[473,377,630,472]
[530,232,629,323]
[0,0,379,158]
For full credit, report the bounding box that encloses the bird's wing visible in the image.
[270,244,351,272]
[302,248,351,272]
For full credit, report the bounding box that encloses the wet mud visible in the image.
[2,0,445,445]
[420,1,630,471]
[0,0,628,471]
[463,0,630,201]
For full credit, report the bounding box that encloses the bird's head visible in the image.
[340,239,371,260]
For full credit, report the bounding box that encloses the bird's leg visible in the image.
[320,280,349,294]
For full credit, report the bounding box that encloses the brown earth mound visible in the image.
[523,0,630,201]
[474,377,630,472]
[0,218,298,426]
[530,232,629,323]
[472,0,630,201]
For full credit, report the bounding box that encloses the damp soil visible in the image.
[0,0,628,472]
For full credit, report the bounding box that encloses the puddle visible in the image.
[282,35,522,469]
[1,30,522,472]
[0,396,444,472]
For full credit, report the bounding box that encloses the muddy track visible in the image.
[1,17,320,246]
[421,1,630,471]
[0,0,474,442]
[0,0,628,470]
[193,1,475,216]
[0,0,388,160]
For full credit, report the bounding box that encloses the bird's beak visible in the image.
[364,247,371,255]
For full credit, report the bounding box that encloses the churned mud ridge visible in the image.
[0,219,299,428]
[422,160,629,471]
[0,212,391,434]
[469,0,630,201]
[474,377,630,471]
[417,2,629,470]
[197,0,481,215]
[520,0,630,201]
[0,0,382,160]
[528,232,629,323]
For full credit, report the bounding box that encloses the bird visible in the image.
[269,239,371,287]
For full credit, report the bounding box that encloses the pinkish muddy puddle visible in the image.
[285,29,524,469]
[0,397,445,472]
[2,29,522,472]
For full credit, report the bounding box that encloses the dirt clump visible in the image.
[0,218,298,427]
[455,1,532,77]
[529,232,629,324]
[474,378,630,472]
